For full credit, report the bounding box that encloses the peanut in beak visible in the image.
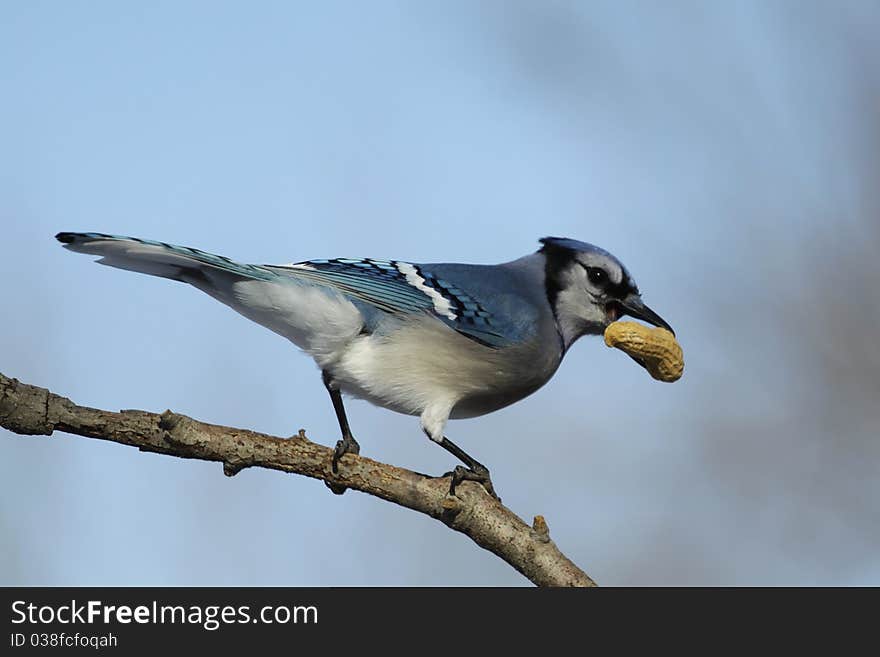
[604,321,684,383]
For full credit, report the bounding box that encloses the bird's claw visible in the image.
[326,433,360,495]
[331,434,360,473]
[446,464,501,502]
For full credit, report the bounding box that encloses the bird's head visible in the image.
[539,237,674,350]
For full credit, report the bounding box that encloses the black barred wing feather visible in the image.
[269,258,510,347]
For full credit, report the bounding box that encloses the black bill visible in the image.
[616,294,675,336]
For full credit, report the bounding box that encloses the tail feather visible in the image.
[55,231,366,355]
[55,232,276,281]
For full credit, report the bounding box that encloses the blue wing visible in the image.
[268,258,512,347]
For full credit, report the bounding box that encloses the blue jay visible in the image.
[56,232,673,498]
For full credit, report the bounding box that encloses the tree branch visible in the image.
[0,371,596,587]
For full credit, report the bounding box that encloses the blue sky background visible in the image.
[2,1,878,585]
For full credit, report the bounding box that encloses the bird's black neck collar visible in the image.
[540,244,570,315]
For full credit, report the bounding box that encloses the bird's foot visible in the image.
[326,433,360,495]
[445,464,501,502]
[332,433,360,472]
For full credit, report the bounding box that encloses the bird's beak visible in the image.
[616,294,675,336]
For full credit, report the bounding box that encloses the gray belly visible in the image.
[449,372,557,418]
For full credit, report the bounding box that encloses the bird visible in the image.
[56,232,673,499]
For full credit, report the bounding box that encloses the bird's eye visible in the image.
[586,267,607,286]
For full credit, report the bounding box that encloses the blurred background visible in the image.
[2,1,878,586]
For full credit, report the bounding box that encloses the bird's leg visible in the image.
[322,370,360,495]
[437,436,500,502]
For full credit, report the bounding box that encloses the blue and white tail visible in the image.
[56,232,276,282]
[55,232,365,361]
